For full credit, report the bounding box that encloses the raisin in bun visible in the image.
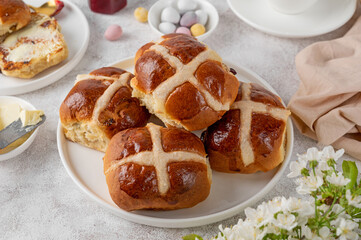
[202,82,290,174]
[0,0,31,37]
[60,67,150,152]
[103,123,212,211]
[131,33,239,131]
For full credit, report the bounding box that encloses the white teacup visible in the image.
[268,0,319,14]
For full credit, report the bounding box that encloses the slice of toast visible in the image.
[0,12,68,79]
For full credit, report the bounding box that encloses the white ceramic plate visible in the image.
[227,0,357,38]
[0,0,89,95]
[0,96,40,161]
[57,57,294,228]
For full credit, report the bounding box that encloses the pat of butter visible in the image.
[0,103,43,154]
[0,104,22,130]
[20,110,44,127]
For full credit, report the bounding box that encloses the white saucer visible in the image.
[0,0,89,95]
[227,0,357,38]
[57,57,294,228]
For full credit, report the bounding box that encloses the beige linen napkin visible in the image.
[288,16,361,160]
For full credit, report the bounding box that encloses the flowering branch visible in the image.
[183,146,361,240]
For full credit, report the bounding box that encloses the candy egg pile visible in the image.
[158,0,208,37]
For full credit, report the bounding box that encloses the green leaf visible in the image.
[354,187,361,196]
[183,234,203,240]
[301,168,310,177]
[327,159,336,168]
[342,161,358,190]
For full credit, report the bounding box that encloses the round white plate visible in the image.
[57,57,294,228]
[227,0,357,38]
[0,0,89,95]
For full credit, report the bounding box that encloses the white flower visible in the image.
[266,197,285,214]
[318,226,334,240]
[217,220,265,240]
[296,174,323,195]
[321,146,344,161]
[303,225,318,240]
[318,204,329,214]
[332,204,344,214]
[284,197,314,218]
[331,204,351,220]
[288,237,299,240]
[306,147,322,161]
[346,189,361,208]
[303,226,334,240]
[272,213,297,232]
[245,204,270,227]
[335,218,358,240]
[287,160,307,178]
[297,147,322,163]
[316,160,332,173]
[297,153,309,162]
[326,172,350,186]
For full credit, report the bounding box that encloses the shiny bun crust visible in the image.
[131,33,240,131]
[59,67,150,152]
[103,123,212,211]
[0,0,31,36]
[202,82,290,174]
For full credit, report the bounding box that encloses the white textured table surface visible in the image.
[1,1,361,239]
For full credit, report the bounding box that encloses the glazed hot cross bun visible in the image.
[59,67,150,152]
[131,33,239,131]
[0,0,31,37]
[202,82,290,174]
[103,123,212,211]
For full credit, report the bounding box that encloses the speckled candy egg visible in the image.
[180,11,198,27]
[159,22,176,34]
[177,0,197,14]
[176,26,191,36]
[134,7,148,23]
[161,7,180,24]
[195,9,208,25]
[104,24,123,41]
[190,23,205,37]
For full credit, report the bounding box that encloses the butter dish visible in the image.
[0,96,43,161]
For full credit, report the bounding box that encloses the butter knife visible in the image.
[0,115,46,149]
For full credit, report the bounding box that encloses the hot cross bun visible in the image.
[0,0,31,37]
[59,67,150,152]
[103,123,212,211]
[202,82,290,174]
[131,34,239,131]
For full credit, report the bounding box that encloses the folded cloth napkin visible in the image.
[288,16,361,160]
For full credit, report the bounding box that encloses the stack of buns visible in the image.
[60,33,290,211]
[0,0,68,78]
